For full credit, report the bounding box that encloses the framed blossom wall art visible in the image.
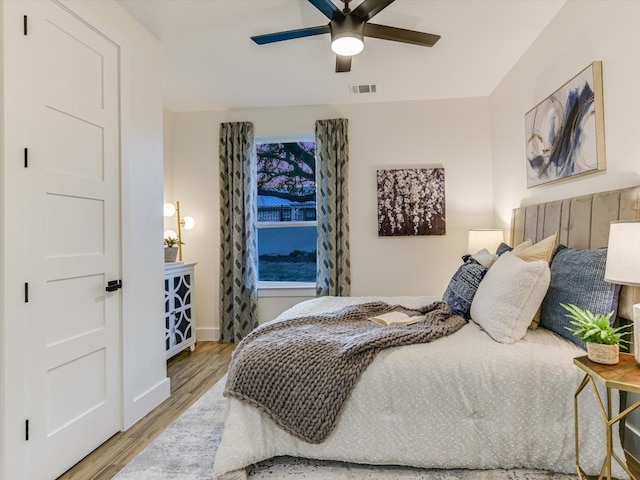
[377,168,446,236]
[524,61,605,188]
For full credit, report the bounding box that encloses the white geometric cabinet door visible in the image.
[164,263,197,359]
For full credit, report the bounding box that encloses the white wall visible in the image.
[1,1,167,477]
[163,109,175,204]
[167,97,495,339]
[489,0,640,459]
[0,0,5,474]
[490,0,640,238]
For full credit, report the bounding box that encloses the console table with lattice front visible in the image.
[164,262,196,359]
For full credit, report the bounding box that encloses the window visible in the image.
[256,140,316,286]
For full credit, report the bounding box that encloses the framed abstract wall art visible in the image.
[524,61,605,188]
[377,167,445,236]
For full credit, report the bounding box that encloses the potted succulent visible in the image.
[164,237,183,262]
[562,303,630,365]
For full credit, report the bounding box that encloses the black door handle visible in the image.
[106,280,122,292]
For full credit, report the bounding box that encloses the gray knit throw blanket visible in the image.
[224,301,465,444]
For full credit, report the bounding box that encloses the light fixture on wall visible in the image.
[467,229,504,255]
[164,201,196,262]
[604,220,640,364]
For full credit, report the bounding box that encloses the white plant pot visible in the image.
[164,247,178,262]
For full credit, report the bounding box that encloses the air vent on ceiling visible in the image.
[349,83,378,95]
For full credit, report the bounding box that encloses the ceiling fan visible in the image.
[250,0,441,73]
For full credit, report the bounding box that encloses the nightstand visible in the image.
[574,353,640,480]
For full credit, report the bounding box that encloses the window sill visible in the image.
[258,282,316,298]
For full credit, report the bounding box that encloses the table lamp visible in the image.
[467,229,504,255]
[604,220,640,364]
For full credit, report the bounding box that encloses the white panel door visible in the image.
[21,2,122,478]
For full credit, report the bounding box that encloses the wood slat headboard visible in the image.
[510,185,640,321]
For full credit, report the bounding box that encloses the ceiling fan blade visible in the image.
[335,55,352,73]
[352,0,395,22]
[251,25,330,45]
[308,0,342,20]
[364,23,440,47]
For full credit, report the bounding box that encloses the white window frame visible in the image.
[255,135,317,295]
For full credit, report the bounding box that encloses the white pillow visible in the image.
[470,251,550,344]
[471,248,498,268]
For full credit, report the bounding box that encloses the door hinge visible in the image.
[25,419,29,441]
[24,282,29,303]
[24,148,28,168]
[23,15,27,36]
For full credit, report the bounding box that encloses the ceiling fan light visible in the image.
[331,35,364,56]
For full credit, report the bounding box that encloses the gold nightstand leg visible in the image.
[575,373,640,480]
[604,387,613,480]
[575,373,590,479]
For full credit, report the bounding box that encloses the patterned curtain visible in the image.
[219,122,258,343]
[315,118,351,297]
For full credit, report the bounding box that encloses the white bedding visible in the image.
[214,296,627,478]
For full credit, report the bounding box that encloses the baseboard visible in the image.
[123,377,171,430]
[197,327,219,341]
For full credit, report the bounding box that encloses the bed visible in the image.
[214,185,640,479]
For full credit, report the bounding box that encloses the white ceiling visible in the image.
[116,0,566,112]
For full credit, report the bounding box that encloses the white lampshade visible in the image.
[163,203,176,217]
[164,230,177,239]
[468,229,504,255]
[181,216,196,230]
[331,35,364,56]
[604,220,640,286]
[605,220,640,364]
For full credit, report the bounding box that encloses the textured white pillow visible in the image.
[470,251,550,344]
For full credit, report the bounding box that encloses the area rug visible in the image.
[113,376,578,480]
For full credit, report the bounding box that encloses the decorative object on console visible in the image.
[604,220,640,364]
[524,61,605,188]
[562,303,629,365]
[377,168,445,236]
[467,229,504,255]
[163,237,182,263]
[164,201,196,261]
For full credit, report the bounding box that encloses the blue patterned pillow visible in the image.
[496,242,513,256]
[443,257,488,320]
[540,246,621,349]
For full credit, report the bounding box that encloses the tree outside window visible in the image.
[256,141,317,283]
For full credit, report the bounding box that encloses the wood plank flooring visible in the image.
[57,341,235,480]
